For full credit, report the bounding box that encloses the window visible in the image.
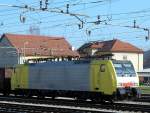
[113,62,136,77]
[114,63,123,75]
[100,64,105,72]
[123,55,127,60]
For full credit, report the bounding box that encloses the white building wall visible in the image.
[112,52,143,72]
[19,56,24,64]
[138,53,143,71]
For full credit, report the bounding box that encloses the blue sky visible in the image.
[0,0,150,50]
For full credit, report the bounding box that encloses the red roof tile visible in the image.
[1,33,79,57]
[80,39,143,53]
[111,39,143,53]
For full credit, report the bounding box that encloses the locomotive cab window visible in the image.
[113,61,136,77]
[100,64,105,72]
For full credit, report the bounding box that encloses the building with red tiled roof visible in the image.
[0,33,79,64]
[78,39,143,71]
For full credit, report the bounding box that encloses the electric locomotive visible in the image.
[9,59,140,101]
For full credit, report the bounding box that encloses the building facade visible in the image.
[138,68,150,86]
[144,50,150,68]
[78,39,143,72]
[0,33,80,65]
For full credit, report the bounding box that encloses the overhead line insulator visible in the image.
[66,4,69,14]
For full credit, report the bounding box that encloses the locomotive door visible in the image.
[91,63,107,92]
[91,64,101,91]
[99,64,107,92]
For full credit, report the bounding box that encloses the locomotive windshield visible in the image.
[112,60,136,77]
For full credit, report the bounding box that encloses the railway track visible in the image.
[114,101,150,112]
[135,94,150,102]
[0,101,115,113]
[0,96,149,113]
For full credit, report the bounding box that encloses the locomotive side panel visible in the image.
[64,63,90,91]
[28,61,91,91]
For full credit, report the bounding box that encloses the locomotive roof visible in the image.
[27,60,91,66]
[23,59,133,67]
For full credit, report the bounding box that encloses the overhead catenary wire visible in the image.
[0,0,115,20]
[2,13,150,40]
[2,8,150,30]
[0,0,149,47]
[0,0,150,24]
